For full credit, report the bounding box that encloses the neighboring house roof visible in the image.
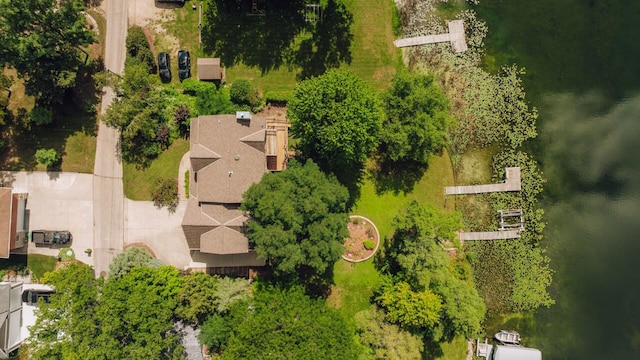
[197,58,223,80]
[0,188,12,259]
[183,115,268,256]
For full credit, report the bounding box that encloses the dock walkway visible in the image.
[394,20,468,53]
[459,230,521,241]
[445,167,521,195]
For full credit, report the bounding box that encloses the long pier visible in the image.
[459,229,521,241]
[394,20,468,53]
[445,167,521,195]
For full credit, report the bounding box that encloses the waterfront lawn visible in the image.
[329,150,455,315]
[123,138,189,200]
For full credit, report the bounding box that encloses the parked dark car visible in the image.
[177,50,191,82]
[22,289,55,306]
[31,230,72,246]
[158,52,171,83]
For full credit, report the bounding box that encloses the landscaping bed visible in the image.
[343,215,380,262]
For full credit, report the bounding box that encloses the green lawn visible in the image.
[329,150,455,316]
[354,150,455,239]
[123,138,189,200]
[0,254,57,282]
[329,259,381,318]
[28,254,58,280]
[164,0,400,93]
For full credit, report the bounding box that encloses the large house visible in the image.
[182,113,288,275]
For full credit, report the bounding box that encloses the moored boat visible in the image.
[494,330,521,345]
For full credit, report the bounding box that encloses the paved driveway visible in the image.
[6,172,95,265]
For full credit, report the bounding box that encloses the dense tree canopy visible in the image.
[200,286,360,359]
[241,160,349,283]
[287,69,382,181]
[0,0,95,105]
[379,71,451,167]
[355,306,424,360]
[28,263,251,359]
[96,267,184,359]
[381,201,485,340]
[27,263,103,359]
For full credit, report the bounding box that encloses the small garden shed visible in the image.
[197,58,224,81]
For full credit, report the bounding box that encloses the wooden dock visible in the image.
[459,229,521,241]
[394,20,468,53]
[445,167,521,195]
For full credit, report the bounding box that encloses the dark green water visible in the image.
[477,1,640,358]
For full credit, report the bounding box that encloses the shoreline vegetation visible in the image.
[397,0,553,325]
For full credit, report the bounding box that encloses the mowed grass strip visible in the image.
[329,259,381,318]
[123,138,189,200]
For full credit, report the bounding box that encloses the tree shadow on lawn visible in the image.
[202,0,353,78]
[370,159,429,196]
[0,60,102,171]
[294,0,353,79]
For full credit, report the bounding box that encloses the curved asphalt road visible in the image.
[93,0,127,277]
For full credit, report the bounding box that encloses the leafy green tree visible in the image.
[34,148,60,168]
[28,263,103,359]
[381,201,485,340]
[108,246,160,279]
[204,286,361,359]
[125,26,156,73]
[213,276,251,313]
[379,71,451,166]
[241,160,349,283]
[152,178,178,213]
[288,69,382,182]
[181,78,235,115]
[95,267,184,359]
[383,201,461,288]
[198,299,251,354]
[104,63,188,166]
[355,306,424,360]
[30,107,53,126]
[377,280,442,330]
[0,0,95,105]
[230,78,262,111]
[175,272,219,325]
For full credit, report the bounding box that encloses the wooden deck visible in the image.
[445,167,521,195]
[459,229,521,241]
[394,20,468,53]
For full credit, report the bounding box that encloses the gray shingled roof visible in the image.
[182,115,267,255]
[191,115,267,204]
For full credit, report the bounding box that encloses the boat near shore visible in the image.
[494,330,521,345]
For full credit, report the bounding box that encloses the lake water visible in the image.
[477,0,640,358]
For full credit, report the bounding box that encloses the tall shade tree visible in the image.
[28,263,103,359]
[241,160,349,284]
[0,0,95,105]
[200,286,361,359]
[355,306,424,359]
[379,71,452,166]
[287,69,382,182]
[381,201,485,340]
[95,267,184,359]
